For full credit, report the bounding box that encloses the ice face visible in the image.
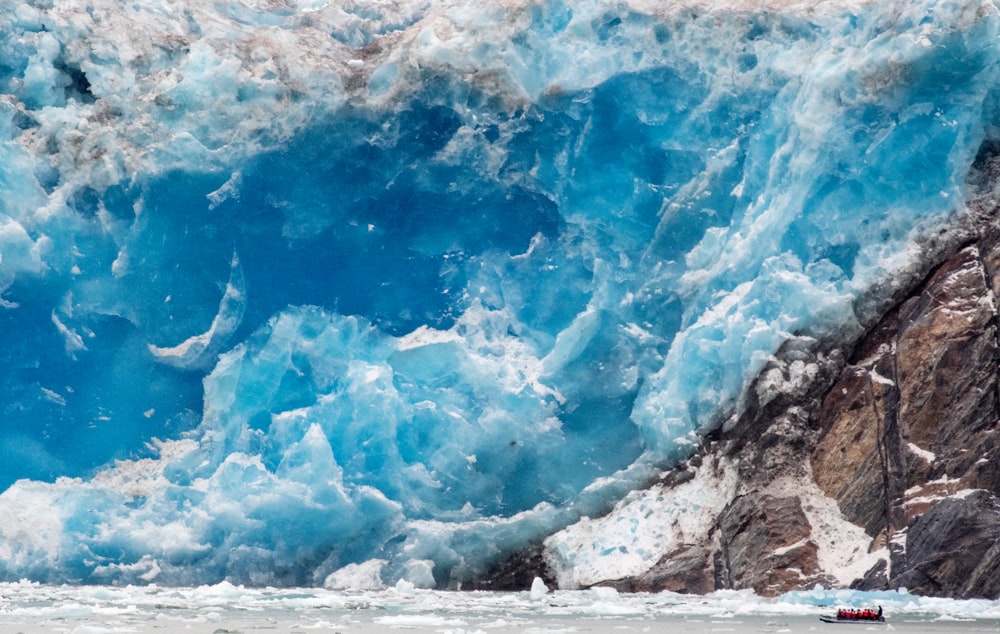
[0,0,998,586]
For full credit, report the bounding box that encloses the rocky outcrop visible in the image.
[811,243,1000,532]
[700,235,1000,598]
[626,544,715,594]
[714,493,829,595]
[892,491,1000,597]
[811,239,1000,596]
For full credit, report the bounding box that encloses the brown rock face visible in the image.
[798,230,1000,597]
[625,545,715,594]
[811,359,898,537]
[892,491,1000,598]
[812,244,1000,510]
[714,493,828,595]
[811,244,1000,542]
[896,247,998,457]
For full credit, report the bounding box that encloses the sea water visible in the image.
[0,584,998,634]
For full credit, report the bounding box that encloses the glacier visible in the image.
[0,0,998,587]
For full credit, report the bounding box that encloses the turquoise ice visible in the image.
[0,0,997,586]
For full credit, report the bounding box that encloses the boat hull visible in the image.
[819,616,886,624]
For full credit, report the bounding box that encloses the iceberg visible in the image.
[0,0,998,586]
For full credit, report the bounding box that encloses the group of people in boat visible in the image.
[836,606,883,621]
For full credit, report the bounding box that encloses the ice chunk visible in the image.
[529,576,549,600]
[324,560,387,591]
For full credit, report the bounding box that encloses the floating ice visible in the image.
[530,576,549,601]
[0,0,998,586]
[0,582,997,633]
[0,581,998,633]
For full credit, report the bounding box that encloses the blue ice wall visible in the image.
[0,0,998,586]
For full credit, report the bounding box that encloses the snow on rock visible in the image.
[769,469,885,588]
[544,457,738,589]
[907,443,936,464]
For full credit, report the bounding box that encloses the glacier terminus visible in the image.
[0,0,999,591]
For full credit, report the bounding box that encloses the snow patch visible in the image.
[907,442,935,463]
[543,457,738,588]
[772,465,886,586]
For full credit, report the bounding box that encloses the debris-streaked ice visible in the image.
[0,0,998,586]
